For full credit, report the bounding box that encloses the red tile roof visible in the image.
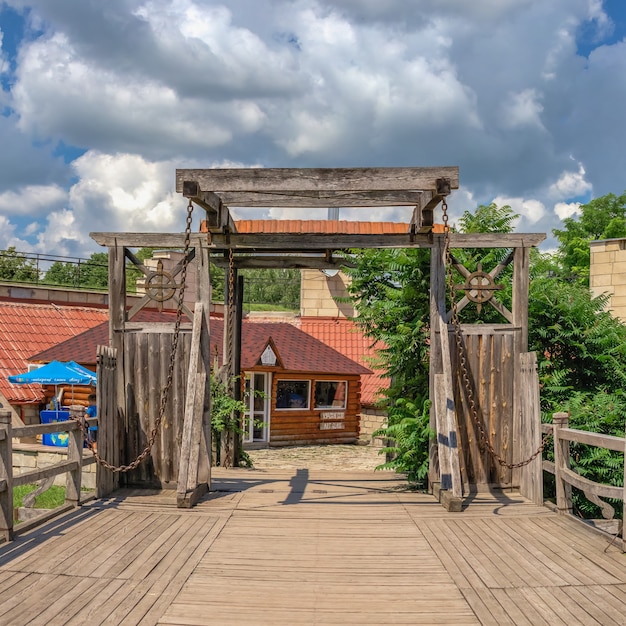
[299,318,389,406]
[233,220,411,234]
[0,302,108,403]
[32,316,372,377]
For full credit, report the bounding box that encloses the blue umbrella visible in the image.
[8,360,96,385]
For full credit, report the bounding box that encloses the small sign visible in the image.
[320,411,345,421]
[320,421,344,430]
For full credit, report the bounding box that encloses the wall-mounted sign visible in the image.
[320,411,345,421]
[320,421,344,430]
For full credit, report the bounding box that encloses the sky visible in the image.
[0,0,625,258]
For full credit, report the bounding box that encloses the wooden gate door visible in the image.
[96,237,212,491]
[430,235,536,493]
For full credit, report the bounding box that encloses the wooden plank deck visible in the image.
[0,468,624,625]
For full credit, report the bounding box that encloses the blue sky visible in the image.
[1,0,626,257]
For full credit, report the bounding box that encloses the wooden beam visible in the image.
[91,232,545,251]
[210,256,356,270]
[215,190,425,207]
[176,166,460,193]
[410,191,442,233]
[182,186,237,233]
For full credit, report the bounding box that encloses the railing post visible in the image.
[66,405,83,507]
[553,412,572,515]
[0,411,14,542]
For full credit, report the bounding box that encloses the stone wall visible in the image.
[300,269,355,318]
[13,443,96,490]
[590,238,626,322]
[359,407,387,447]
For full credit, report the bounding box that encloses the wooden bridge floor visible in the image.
[0,469,625,625]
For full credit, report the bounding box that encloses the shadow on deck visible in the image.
[0,468,624,625]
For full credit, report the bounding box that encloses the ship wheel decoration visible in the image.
[125,248,196,319]
[449,252,514,321]
[142,261,180,307]
[454,262,503,313]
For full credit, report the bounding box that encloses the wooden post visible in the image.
[434,374,451,490]
[66,406,83,507]
[512,245,530,488]
[428,238,444,490]
[553,412,572,515]
[197,242,212,485]
[517,352,543,506]
[0,412,13,542]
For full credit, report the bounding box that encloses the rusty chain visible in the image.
[74,199,195,473]
[441,198,550,469]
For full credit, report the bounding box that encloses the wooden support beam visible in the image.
[210,256,355,270]
[410,191,441,233]
[176,167,460,193]
[214,190,425,207]
[91,232,546,251]
[182,184,238,233]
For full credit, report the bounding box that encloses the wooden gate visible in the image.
[430,235,543,499]
[91,238,212,496]
[89,166,544,509]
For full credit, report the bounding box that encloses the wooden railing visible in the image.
[542,412,626,551]
[0,408,97,542]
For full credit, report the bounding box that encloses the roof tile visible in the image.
[299,318,389,406]
[0,303,108,404]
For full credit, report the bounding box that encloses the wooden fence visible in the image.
[542,412,626,552]
[0,408,97,543]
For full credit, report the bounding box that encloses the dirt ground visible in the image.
[246,443,389,471]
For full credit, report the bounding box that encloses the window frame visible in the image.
[314,380,348,410]
[275,379,311,411]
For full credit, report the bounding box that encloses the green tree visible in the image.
[0,247,39,282]
[43,252,109,289]
[241,268,300,311]
[343,247,432,483]
[553,192,626,285]
[43,261,80,286]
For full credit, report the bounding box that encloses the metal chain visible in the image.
[78,200,195,473]
[441,198,550,469]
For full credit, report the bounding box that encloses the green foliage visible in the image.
[553,192,626,285]
[0,247,39,282]
[343,247,431,478]
[529,276,626,406]
[374,400,432,484]
[242,268,300,311]
[43,252,109,289]
[210,373,265,468]
[13,484,67,510]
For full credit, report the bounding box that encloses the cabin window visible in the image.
[314,381,347,410]
[276,380,310,410]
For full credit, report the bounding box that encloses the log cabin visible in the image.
[29,313,371,447]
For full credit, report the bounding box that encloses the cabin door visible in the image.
[244,372,270,443]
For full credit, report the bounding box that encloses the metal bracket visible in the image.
[436,178,451,196]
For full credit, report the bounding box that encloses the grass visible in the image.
[14,484,66,509]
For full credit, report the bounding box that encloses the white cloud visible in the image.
[548,164,592,200]
[500,89,544,130]
[554,201,582,220]
[493,195,547,226]
[0,215,30,250]
[0,184,67,216]
[0,0,623,255]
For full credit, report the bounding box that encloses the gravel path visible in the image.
[247,443,388,471]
